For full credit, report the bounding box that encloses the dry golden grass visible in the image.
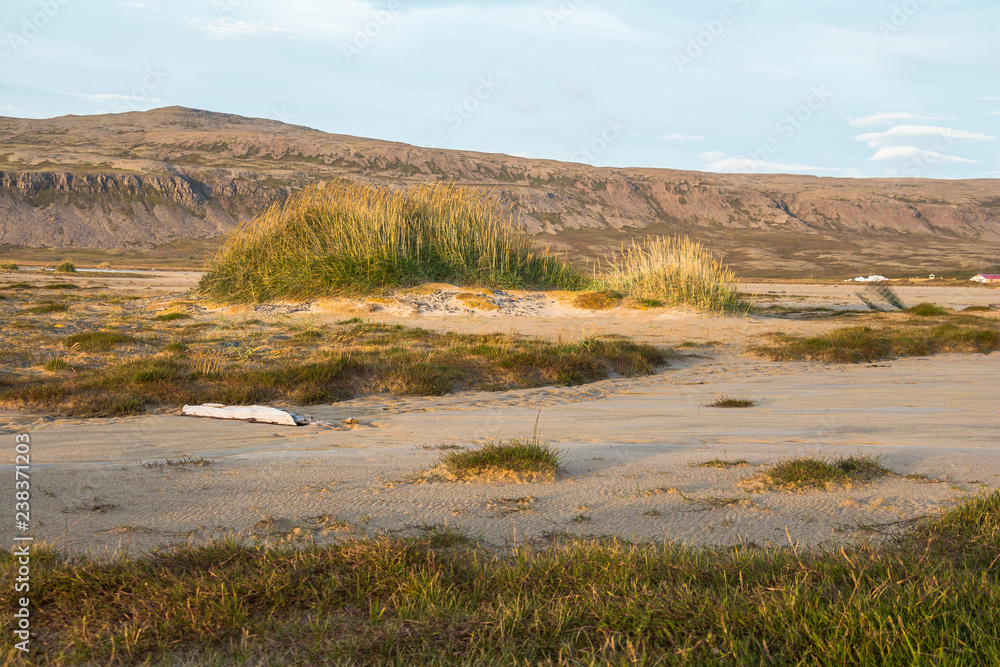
[198,180,586,301]
[0,316,666,417]
[571,291,620,310]
[599,236,750,313]
[455,292,500,311]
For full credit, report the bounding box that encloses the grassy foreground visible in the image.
[0,322,664,417]
[3,491,999,665]
[198,181,586,301]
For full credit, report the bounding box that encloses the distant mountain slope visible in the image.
[1,106,997,278]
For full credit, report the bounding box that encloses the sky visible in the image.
[1,0,998,179]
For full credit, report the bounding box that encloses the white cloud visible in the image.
[869,146,978,164]
[188,18,292,40]
[700,152,860,177]
[0,104,36,117]
[854,125,994,148]
[847,112,949,127]
[662,133,704,142]
[979,96,1000,102]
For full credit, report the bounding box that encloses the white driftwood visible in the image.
[181,404,308,426]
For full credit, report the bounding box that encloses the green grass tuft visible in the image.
[745,454,892,492]
[705,396,756,408]
[63,331,137,353]
[198,180,587,302]
[25,302,69,314]
[153,312,192,322]
[908,302,948,316]
[436,436,562,480]
[55,260,76,273]
[1,262,18,270]
[43,358,70,371]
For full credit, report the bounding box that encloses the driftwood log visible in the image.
[181,404,309,426]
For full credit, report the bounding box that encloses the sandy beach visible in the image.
[3,271,997,557]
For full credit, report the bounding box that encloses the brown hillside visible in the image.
[1,106,997,278]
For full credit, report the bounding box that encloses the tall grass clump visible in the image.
[599,235,750,313]
[198,181,586,301]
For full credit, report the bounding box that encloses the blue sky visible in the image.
[2,0,998,178]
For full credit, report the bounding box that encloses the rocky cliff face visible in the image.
[0,170,287,248]
[1,107,997,277]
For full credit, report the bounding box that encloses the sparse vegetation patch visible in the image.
[139,455,214,469]
[153,312,192,322]
[693,458,750,469]
[2,324,664,417]
[25,302,69,314]
[705,396,756,408]
[425,436,562,482]
[742,454,892,492]
[751,319,999,363]
[571,291,620,310]
[907,302,949,317]
[63,331,137,353]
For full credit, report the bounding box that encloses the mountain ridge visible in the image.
[1,106,997,277]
